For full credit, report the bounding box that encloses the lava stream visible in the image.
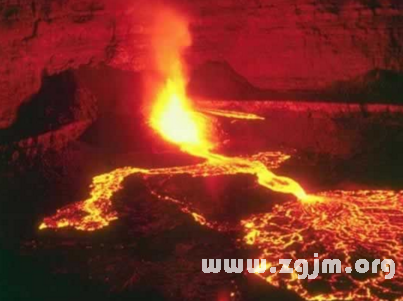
[199,108,265,120]
[39,151,291,231]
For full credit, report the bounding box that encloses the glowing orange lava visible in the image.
[150,77,212,155]
[199,108,265,120]
[242,190,403,301]
[39,151,291,231]
[39,7,403,301]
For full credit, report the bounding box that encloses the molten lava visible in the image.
[150,78,212,155]
[242,190,403,301]
[39,7,403,301]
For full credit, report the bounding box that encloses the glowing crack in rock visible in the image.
[39,7,403,301]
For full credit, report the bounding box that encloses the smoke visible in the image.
[142,5,192,119]
[150,7,191,80]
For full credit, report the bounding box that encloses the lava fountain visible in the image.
[38,7,403,301]
[149,8,212,155]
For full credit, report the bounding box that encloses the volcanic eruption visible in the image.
[34,5,403,301]
[39,7,309,232]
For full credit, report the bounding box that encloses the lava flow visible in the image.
[39,7,403,301]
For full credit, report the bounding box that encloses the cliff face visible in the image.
[0,0,402,128]
[0,0,115,128]
[187,0,403,90]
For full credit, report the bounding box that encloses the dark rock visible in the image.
[0,71,97,167]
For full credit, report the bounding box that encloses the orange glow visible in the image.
[150,78,212,153]
[200,108,265,120]
[147,7,307,200]
[149,8,212,154]
[38,7,309,232]
[242,190,403,301]
[38,151,291,231]
[38,7,403,301]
